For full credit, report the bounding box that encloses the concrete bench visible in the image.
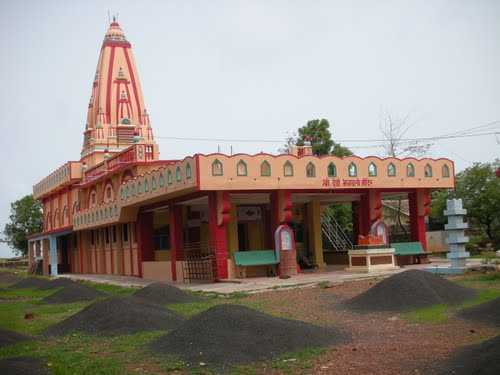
[233,250,279,278]
[391,242,427,265]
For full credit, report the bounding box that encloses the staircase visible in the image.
[321,210,354,251]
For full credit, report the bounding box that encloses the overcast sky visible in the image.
[1,0,499,257]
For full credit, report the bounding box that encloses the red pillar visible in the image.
[208,191,229,280]
[409,190,429,250]
[169,204,183,282]
[137,211,154,277]
[358,193,370,237]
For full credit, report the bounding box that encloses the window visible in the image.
[122,224,129,242]
[283,161,294,177]
[348,162,357,177]
[152,177,157,190]
[112,226,117,243]
[424,164,433,177]
[212,159,223,176]
[186,163,192,179]
[159,173,165,187]
[176,166,182,182]
[153,225,170,250]
[442,164,450,178]
[306,162,316,177]
[407,163,415,177]
[327,162,337,177]
[137,181,143,194]
[368,162,377,177]
[237,160,248,176]
[260,161,271,176]
[144,178,150,192]
[387,163,396,177]
[167,170,173,185]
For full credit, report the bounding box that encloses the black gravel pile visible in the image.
[345,270,476,312]
[39,278,78,290]
[44,296,184,336]
[458,297,500,327]
[150,304,347,368]
[0,328,31,348]
[0,272,22,286]
[41,283,106,304]
[133,282,201,305]
[0,357,51,375]
[440,335,500,375]
[10,277,51,290]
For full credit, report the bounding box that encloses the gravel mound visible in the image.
[345,270,476,312]
[0,328,31,348]
[44,296,184,336]
[9,277,51,290]
[150,304,347,368]
[39,278,78,290]
[41,283,106,304]
[458,297,500,327]
[0,272,22,286]
[0,357,51,375]
[441,335,500,375]
[133,282,201,305]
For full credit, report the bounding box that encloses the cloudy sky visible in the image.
[0,0,499,257]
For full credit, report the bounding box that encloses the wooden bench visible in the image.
[233,250,279,278]
[391,242,428,265]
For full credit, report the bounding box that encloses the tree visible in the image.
[3,195,43,256]
[454,160,500,242]
[283,118,353,157]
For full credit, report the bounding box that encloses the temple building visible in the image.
[27,21,455,282]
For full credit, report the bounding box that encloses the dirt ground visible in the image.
[240,277,499,375]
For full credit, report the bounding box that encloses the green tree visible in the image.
[454,160,500,242]
[3,195,43,256]
[294,118,353,157]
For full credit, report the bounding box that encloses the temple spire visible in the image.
[81,20,157,165]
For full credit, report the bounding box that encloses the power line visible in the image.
[155,130,500,145]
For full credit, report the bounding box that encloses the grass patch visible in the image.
[403,304,449,324]
[0,300,90,335]
[168,300,223,317]
[403,288,500,324]
[0,287,56,300]
[0,331,167,375]
[80,281,136,296]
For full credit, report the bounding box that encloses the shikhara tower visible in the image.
[82,19,157,167]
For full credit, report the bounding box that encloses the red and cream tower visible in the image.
[82,19,157,168]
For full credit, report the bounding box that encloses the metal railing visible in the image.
[321,209,354,251]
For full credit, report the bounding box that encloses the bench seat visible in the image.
[233,250,279,266]
[390,242,425,256]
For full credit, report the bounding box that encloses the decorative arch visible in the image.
[62,206,68,226]
[88,189,97,208]
[185,163,192,179]
[424,164,433,177]
[167,170,173,185]
[387,163,396,177]
[407,163,415,177]
[327,162,337,178]
[368,162,377,177]
[176,166,182,182]
[348,162,357,177]
[53,209,60,228]
[260,160,271,177]
[236,160,248,176]
[104,181,114,203]
[121,169,134,184]
[442,164,450,178]
[212,159,223,176]
[45,211,52,231]
[283,161,294,177]
[306,162,316,178]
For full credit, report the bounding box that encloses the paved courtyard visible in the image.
[58,257,485,294]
